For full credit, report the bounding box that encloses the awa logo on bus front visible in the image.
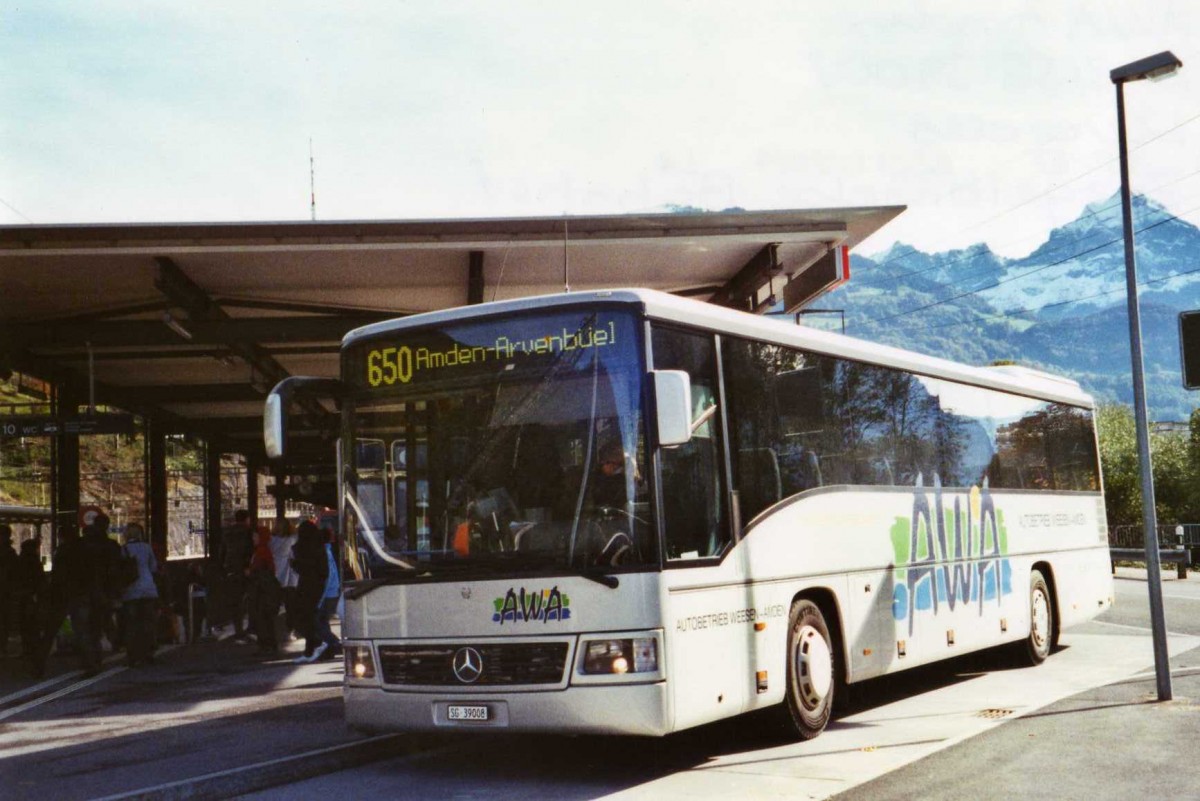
[493,586,572,624]
[891,475,1013,633]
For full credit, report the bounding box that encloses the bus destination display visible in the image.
[357,317,622,390]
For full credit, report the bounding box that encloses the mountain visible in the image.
[828,194,1200,421]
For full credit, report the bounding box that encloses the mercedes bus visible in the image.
[264,288,1112,740]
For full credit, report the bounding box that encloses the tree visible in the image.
[1097,403,1198,529]
[1098,405,1139,526]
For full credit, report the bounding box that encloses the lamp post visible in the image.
[1111,50,1183,702]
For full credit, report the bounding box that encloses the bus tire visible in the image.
[1023,569,1053,666]
[779,599,836,740]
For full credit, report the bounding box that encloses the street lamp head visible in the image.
[1111,50,1183,84]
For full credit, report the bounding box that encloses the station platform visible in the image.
[0,626,413,801]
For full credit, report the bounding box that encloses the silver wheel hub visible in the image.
[796,625,833,709]
[1031,589,1050,651]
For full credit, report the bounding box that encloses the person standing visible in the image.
[65,512,119,677]
[13,536,45,661]
[120,523,159,667]
[311,532,342,661]
[0,524,17,657]
[268,521,299,639]
[290,521,327,664]
[247,527,280,654]
[221,510,254,641]
[28,525,77,677]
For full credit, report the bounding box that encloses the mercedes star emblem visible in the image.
[452,646,484,684]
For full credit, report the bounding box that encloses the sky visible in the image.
[2,1,1198,258]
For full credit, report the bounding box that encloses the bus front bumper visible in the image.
[345,682,671,736]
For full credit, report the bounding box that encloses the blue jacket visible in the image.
[322,543,340,599]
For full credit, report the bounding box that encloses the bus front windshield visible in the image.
[342,308,654,581]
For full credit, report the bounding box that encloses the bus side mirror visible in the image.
[264,391,286,459]
[653,370,692,447]
[264,376,343,460]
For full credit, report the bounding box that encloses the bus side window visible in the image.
[651,326,730,560]
[723,338,825,525]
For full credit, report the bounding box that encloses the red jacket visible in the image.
[248,530,275,577]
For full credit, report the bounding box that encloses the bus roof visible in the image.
[343,288,1094,408]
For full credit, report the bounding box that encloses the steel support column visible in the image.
[52,380,81,544]
[204,441,223,561]
[246,454,262,530]
[468,250,485,305]
[148,421,168,554]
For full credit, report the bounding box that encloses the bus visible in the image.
[264,288,1112,740]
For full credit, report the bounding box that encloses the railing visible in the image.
[1108,523,1200,549]
[1109,523,1196,578]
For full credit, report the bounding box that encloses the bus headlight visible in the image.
[344,644,376,681]
[581,637,658,675]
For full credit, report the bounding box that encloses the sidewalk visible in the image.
[0,623,308,701]
[0,630,401,801]
[846,568,1200,800]
[846,638,1200,800]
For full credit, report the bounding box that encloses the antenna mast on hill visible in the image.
[309,138,317,221]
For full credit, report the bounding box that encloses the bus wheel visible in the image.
[780,599,835,740]
[1023,569,1053,666]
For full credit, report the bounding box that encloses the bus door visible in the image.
[653,325,752,729]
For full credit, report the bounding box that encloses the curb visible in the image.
[91,733,409,800]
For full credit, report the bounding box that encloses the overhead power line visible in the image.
[0,196,34,224]
[881,257,1200,335]
[856,203,1200,328]
[854,165,1200,291]
[939,109,1200,243]
[858,106,1200,279]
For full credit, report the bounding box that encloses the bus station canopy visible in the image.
[0,206,902,456]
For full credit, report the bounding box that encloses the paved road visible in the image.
[0,568,1196,800]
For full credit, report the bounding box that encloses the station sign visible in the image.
[0,413,137,438]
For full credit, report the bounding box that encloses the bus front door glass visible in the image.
[651,326,730,561]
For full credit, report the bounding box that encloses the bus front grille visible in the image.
[377,642,570,686]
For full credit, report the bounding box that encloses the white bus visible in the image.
[264,288,1112,739]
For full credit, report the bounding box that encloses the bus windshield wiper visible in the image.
[345,564,465,598]
[347,559,619,592]
[345,574,413,600]
[578,570,619,589]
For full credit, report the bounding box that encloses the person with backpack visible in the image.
[120,523,159,667]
